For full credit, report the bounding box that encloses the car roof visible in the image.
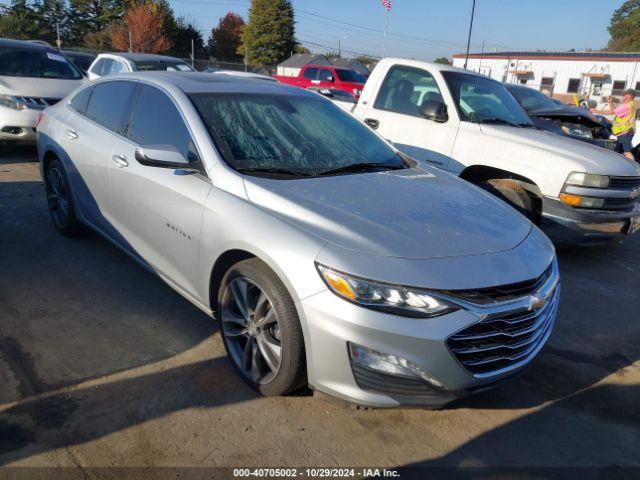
[97,52,187,62]
[63,50,95,58]
[0,37,58,52]
[106,71,313,96]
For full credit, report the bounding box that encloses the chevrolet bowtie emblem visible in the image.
[630,189,639,200]
[529,295,547,311]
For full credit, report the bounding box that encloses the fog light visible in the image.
[348,342,443,387]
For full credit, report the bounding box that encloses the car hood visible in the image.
[479,124,640,176]
[0,76,85,98]
[244,166,532,259]
[526,105,604,128]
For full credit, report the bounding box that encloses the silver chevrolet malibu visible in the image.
[37,72,559,407]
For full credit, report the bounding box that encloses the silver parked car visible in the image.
[0,38,86,144]
[37,72,559,407]
[87,53,194,80]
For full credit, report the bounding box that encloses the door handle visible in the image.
[364,118,380,129]
[112,154,129,168]
[65,129,78,140]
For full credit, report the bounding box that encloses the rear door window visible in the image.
[85,81,137,134]
[127,84,195,158]
[302,68,319,80]
[69,86,94,115]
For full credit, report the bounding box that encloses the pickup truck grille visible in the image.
[610,177,640,189]
[447,286,560,378]
[605,197,637,210]
[442,264,553,305]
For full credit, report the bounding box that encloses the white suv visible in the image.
[87,53,194,80]
[0,38,85,144]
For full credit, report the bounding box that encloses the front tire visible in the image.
[44,158,85,237]
[478,178,540,224]
[217,258,306,396]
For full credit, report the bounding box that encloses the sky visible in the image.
[168,0,627,61]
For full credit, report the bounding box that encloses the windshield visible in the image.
[133,59,193,72]
[508,86,558,111]
[0,46,82,79]
[190,93,403,176]
[336,69,366,83]
[442,71,533,126]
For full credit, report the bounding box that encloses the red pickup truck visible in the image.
[273,65,366,98]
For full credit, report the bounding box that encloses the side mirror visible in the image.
[419,100,448,123]
[135,145,201,172]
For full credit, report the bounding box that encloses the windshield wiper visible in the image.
[478,117,520,128]
[317,162,406,177]
[236,167,312,177]
[518,122,539,129]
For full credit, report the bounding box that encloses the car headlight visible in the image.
[316,264,459,318]
[561,123,593,139]
[565,172,610,188]
[0,94,27,110]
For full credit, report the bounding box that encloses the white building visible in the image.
[452,51,640,103]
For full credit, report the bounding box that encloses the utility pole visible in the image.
[463,0,477,69]
[191,38,195,68]
[382,10,389,58]
[244,45,248,72]
[338,38,341,58]
[128,30,132,53]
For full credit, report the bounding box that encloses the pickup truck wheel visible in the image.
[479,179,540,224]
[45,158,85,237]
[218,258,307,396]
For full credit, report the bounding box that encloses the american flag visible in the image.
[381,0,391,13]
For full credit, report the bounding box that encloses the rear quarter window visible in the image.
[69,86,94,115]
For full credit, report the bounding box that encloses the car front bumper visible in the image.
[541,197,640,246]
[299,266,560,408]
[0,106,40,143]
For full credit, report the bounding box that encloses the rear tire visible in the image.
[44,158,85,237]
[217,258,307,396]
[478,178,540,224]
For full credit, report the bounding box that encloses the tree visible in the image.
[0,0,44,40]
[434,56,450,65]
[34,0,69,46]
[171,17,205,60]
[607,0,640,51]
[67,0,126,46]
[240,0,295,67]
[208,11,244,61]
[109,3,170,53]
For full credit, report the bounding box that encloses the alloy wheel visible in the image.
[46,167,69,229]
[221,277,282,385]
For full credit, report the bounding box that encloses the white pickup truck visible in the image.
[329,58,640,245]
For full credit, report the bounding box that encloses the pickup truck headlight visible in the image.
[565,172,610,188]
[317,264,459,318]
[561,123,593,139]
[0,95,27,111]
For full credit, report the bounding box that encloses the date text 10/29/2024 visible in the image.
[233,468,400,478]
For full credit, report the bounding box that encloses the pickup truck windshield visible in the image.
[190,93,403,177]
[442,71,534,127]
[0,46,82,79]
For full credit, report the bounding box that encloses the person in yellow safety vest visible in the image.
[592,89,637,162]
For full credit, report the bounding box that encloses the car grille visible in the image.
[447,286,560,379]
[605,197,636,210]
[351,363,440,398]
[610,177,640,189]
[16,97,62,109]
[441,264,553,305]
